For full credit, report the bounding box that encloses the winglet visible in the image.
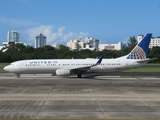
[95,55,103,65]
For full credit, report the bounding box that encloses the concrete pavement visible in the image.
[0,73,160,119]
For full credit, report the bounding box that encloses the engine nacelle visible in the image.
[56,69,71,76]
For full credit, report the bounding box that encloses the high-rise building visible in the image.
[7,30,20,42]
[35,33,46,48]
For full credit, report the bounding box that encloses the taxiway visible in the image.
[0,73,160,119]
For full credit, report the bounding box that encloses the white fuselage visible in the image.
[3,33,152,77]
[4,58,147,75]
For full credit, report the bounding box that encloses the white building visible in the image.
[67,37,99,50]
[53,43,63,49]
[0,42,24,52]
[0,46,4,51]
[35,33,46,48]
[137,35,160,48]
[67,39,79,50]
[0,30,23,52]
[99,42,123,51]
[7,30,20,42]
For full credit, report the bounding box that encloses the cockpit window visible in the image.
[10,62,17,66]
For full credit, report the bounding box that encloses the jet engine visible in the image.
[56,69,71,76]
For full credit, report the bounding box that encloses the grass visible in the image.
[124,67,160,72]
[0,69,6,72]
[0,63,160,73]
[0,63,9,67]
[124,63,160,72]
[143,63,160,66]
[0,63,9,72]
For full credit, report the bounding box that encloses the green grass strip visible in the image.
[124,67,160,72]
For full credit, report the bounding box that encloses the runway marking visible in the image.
[2,77,160,80]
[95,76,121,78]
[0,94,160,99]
[0,118,159,120]
[96,77,160,80]
[27,118,160,120]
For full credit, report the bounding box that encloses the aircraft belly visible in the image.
[21,67,57,74]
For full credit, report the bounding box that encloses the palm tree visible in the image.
[127,36,137,50]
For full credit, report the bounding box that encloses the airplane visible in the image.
[4,33,154,78]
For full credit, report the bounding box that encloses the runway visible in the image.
[0,73,160,119]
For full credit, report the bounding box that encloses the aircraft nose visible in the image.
[3,66,11,72]
[3,66,9,71]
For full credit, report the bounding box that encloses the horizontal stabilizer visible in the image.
[137,58,156,63]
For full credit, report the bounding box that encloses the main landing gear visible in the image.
[77,73,82,78]
[16,74,20,78]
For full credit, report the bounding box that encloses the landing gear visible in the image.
[77,73,82,78]
[51,73,54,76]
[16,74,20,78]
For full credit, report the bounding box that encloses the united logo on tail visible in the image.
[126,34,152,60]
[127,46,146,59]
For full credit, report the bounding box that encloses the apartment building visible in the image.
[137,35,160,48]
[35,33,46,48]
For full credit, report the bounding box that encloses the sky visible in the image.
[0,0,160,46]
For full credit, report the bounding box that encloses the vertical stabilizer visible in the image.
[126,33,152,59]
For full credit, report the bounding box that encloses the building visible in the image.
[99,42,124,51]
[67,39,79,50]
[67,37,99,50]
[7,30,20,42]
[0,42,24,52]
[150,36,160,48]
[137,35,160,48]
[35,33,46,48]
[0,30,23,52]
[52,43,63,49]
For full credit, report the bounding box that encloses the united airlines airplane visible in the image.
[4,33,153,78]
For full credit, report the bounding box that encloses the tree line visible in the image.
[0,36,160,63]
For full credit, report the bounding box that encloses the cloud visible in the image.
[0,16,38,27]
[122,37,130,44]
[26,25,89,45]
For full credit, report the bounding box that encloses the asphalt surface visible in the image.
[0,72,160,119]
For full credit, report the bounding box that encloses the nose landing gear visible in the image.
[77,73,82,78]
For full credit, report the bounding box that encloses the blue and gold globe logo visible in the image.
[127,46,146,59]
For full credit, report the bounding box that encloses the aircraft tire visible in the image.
[77,74,82,78]
[17,74,20,78]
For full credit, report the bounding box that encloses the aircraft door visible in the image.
[125,60,129,68]
[19,61,25,70]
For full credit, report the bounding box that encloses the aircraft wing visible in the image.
[70,55,103,72]
[137,58,156,63]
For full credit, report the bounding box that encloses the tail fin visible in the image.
[126,33,152,59]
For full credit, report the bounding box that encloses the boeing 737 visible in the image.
[4,33,153,78]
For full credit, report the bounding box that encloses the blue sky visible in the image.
[0,0,160,46]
